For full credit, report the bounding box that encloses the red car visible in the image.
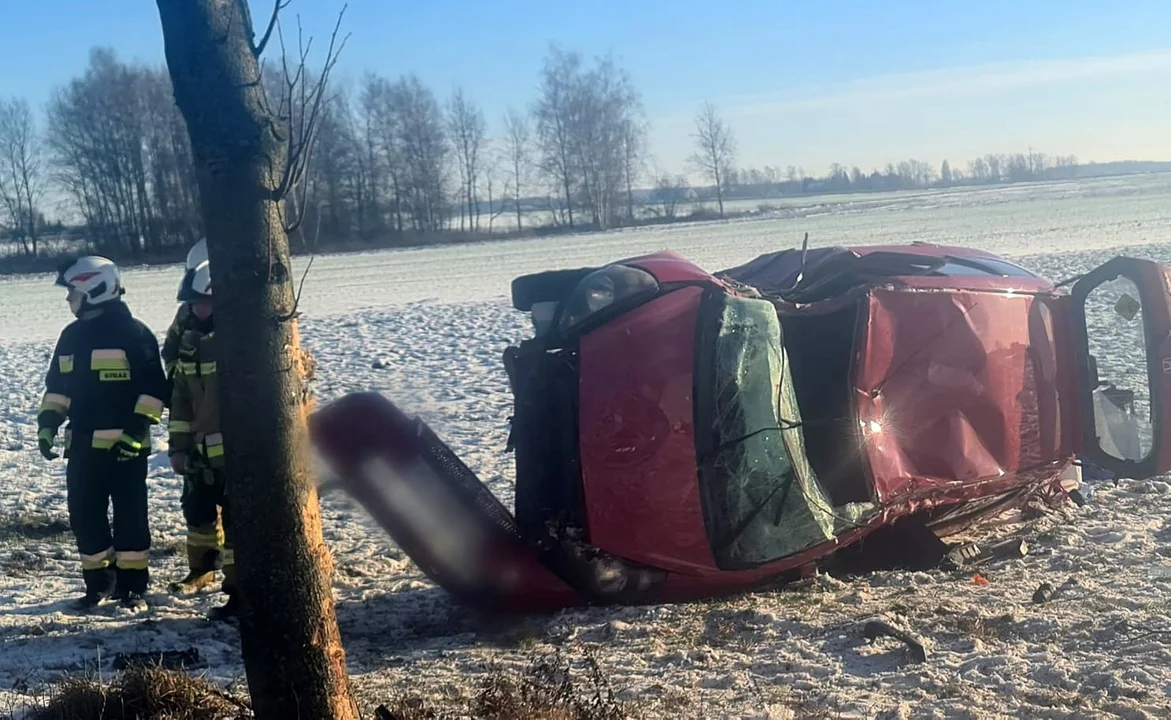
[309,242,1171,612]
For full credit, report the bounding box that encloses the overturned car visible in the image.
[310,242,1171,612]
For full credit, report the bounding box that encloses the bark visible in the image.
[153,1,358,718]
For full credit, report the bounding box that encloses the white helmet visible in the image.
[56,256,124,316]
[186,238,208,271]
[177,238,208,301]
[178,260,212,303]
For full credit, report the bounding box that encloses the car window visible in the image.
[937,257,1037,278]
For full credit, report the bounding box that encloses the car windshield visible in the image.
[694,293,872,569]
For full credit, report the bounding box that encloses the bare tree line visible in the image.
[706,139,1081,200]
[0,42,1108,261]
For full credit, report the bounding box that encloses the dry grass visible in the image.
[378,650,632,720]
[22,666,250,720]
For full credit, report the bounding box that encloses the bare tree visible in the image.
[533,44,580,228]
[619,105,647,224]
[652,171,688,220]
[0,98,47,255]
[688,101,735,218]
[447,86,486,232]
[502,107,530,231]
[153,1,358,718]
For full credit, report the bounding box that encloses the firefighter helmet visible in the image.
[55,256,125,316]
[178,260,212,303]
[177,238,208,301]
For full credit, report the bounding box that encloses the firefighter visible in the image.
[162,239,226,596]
[167,258,237,619]
[37,256,168,611]
[161,238,207,381]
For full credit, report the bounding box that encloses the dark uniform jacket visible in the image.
[168,321,319,468]
[38,301,168,456]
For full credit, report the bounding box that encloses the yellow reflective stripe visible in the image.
[118,434,143,451]
[91,349,130,370]
[177,361,197,376]
[38,428,55,443]
[134,394,165,423]
[204,433,224,458]
[58,355,74,373]
[187,526,223,548]
[91,429,123,449]
[39,392,71,415]
[199,362,217,375]
[169,419,192,434]
[80,547,114,570]
[221,548,235,566]
[115,550,149,570]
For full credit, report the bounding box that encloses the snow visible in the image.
[4,174,1171,717]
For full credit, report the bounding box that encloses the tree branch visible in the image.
[273,4,350,204]
[254,0,291,58]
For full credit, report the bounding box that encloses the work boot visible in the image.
[119,590,147,612]
[75,568,116,610]
[169,569,217,595]
[73,588,110,611]
[208,593,238,622]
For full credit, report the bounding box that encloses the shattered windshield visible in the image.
[695,294,855,569]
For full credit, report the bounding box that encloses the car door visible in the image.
[1070,256,1171,479]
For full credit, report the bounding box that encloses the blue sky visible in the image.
[3,0,1170,178]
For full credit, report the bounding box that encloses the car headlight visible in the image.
[558,265,659,335]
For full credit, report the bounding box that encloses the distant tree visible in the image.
[940,159,952,186]
[447,86,486,232]
[0,97,47,256]
[620,112,647,224]
[687,101,736,218]
[652,171,689,219]
[502,107,531,232]
[532,44,580,227]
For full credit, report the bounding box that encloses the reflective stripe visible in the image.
[39,392,71,415]
[187,527,223,549]
[58,355,74,373]
[169,419,192,434]
[134,394,165,422]
[118,434,143,451]
[81,547,114,570]
[199,362,217,375]
[91,429,123,449]
[204,433,224,459]
[177,361,197,376]
[116,549,149,570]
[91,348,129,369]
[221,548,235,566]
[37,428,54,443]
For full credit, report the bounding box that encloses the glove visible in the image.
[112,433,146,462]
[37,429,59,461]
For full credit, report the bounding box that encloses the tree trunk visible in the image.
[153,2,358,718]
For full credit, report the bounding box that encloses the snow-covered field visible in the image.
[4,174,1171,718]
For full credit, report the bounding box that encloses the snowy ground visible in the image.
[4,175,1171,718]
